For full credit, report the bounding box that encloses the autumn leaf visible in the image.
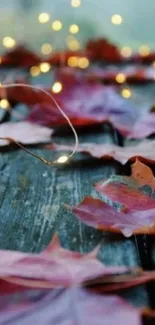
[0,122,53,146]
[27,82,141,134]
[86,38,123,62]
[50,139,155,164]
[86,37,155,64]
[95,159,155,204]
[1,45,41,67]
[69,160,155,237]
[0,288,142,325]
[127,112,155,139]
[0,233,131,292]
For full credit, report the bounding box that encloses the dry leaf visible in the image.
[1,45,41,67]
[69,160,155,237]
[0,122,53,146]
[0,234,129,291]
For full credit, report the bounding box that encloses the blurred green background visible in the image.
[0,0,154,54]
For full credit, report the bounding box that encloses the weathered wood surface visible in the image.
[0,77,154,307]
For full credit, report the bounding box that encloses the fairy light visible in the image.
[1,83,78,165]
[121,88,132,99]
[115,73,126,84]
[57,155,68,163]
[41,43,53,55]
[52,82,63,93]
[68,39,80,51]
[120,46,132,58]
[30,66,40,77]
[138,45,150,56]
[38,13,50,23]
[71,0,81,7]
[3,37,16,48]
[52,20,63,31]
[40,62,51,73]
[69,24,79,34]
[111,14,123,25]
[0,99,10,109]
[78,57,89,69]
[67,56,79,67]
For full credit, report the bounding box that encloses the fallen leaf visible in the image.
[0,233,130,291]
[27,81,142,134]
[69,196,155,237]
[86,38,123,62]
[50,139,155,165]
[127,112,155,138]
[0,122,53,146]
[95,159,155,203]
[0,288,142,325]
[86,66,154,84]
[69,160,155,237]
[86,37,155,64]
[1,45,41,67]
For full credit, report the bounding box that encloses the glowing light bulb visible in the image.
[120,46,132,58]
[111,14,123,25]
[68,39,80,51]
[0,99,10,109]
[40,62,51,73]
[121,88,132,98]
[38,13,50,23]
[52,82,63,93]
[52,20,63,31]
[30,66,40,77]
[3,37,16,48]
[78,57,89,69]
[41,43,53,55]
[57,156,68,163]
[71,0,81,7]
[115,73,126,84]
[67,56,79,67]
[139,45,150,56]
[69,24,79,34]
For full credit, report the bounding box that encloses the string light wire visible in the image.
[0,83,79,165]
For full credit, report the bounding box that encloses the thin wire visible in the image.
[1,83,79,165]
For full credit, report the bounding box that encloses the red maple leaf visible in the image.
[0,233,131,292]
[27,81,141,134]
[1,46,41,67]
[86,38,123,62]
[0,288,142,325]
[69,160,155,237]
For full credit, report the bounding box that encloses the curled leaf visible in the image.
[69,160,155,237]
